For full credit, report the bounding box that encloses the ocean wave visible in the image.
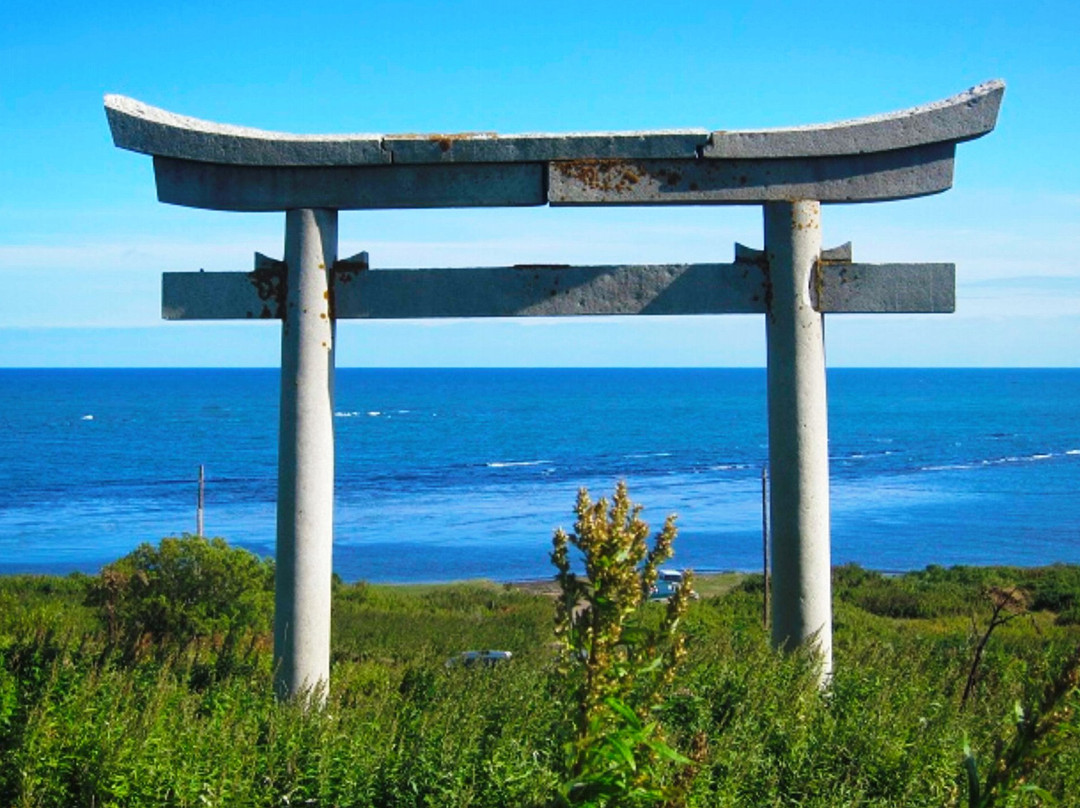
[486,460,552,469]
[624,452,673,459]
[921,451,1068,472]
[336,408,415,418]
[833,449,900,461]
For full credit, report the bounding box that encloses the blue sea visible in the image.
[0,368,1077,582]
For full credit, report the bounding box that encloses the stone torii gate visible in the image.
[105,80,1003,697]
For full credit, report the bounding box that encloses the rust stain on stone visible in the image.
[410,132,499,153]
[248,265,284,318]
[660,169,682,187]
[553,159,641,194]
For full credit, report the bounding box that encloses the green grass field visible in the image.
[2,556,1079,806]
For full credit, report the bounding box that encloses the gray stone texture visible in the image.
[383,130,708,163]
[152,157,546,211]
[107,81,1002,212]
[162,261,954,320]
[106,95,389,166]
[814,263,955,313]
[108,81,1001,169]
[764,200,832,684]
[335,264,767,317]
[547,144,957,206]
[703,80,1004,158]
[273,209,337,702]
[106,95,707,166]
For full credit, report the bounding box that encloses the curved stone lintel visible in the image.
[105,96,391,167]
[106,80,1003,168]
[704,80,1004,159]
[105,94,707,166]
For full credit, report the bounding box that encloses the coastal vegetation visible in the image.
[1,532,1079,805]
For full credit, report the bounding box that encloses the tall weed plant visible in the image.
[551,483,696,806]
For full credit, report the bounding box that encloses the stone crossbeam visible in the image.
[107,81,1003,211]
[162,259,954,320]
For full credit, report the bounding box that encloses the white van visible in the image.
[650,569,685,600]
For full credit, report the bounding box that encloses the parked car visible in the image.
[446,650,513,668]
[650,569,689,601]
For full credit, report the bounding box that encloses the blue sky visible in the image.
[1,0,1077,367]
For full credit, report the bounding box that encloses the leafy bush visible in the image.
[85,534,274,646]
[1054,605,1080,626]
[833,564,920,618]
[1025,563,1080,613]
[735,572,766,595]
[0,574,96,643]
[834,564,987,619]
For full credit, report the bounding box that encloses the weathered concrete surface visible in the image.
[153,143,956,209]
[335,263,766,317]
[107,81,1002,211]
[704,80,1003,159]
[384,130,708,163]
[152,157,546,211]
[547,143,956,206]
[152,143,960,210]
[764,200,832,685]
[162,263,766,318]
[163,268,284,319]
[106,95,707,165]
[105,95,389,166]
[274,209,337,702]
[107,81,1001,168]
[814,262,955,313]
[162,260,955,319]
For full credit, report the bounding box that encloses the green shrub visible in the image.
[0,574,96,641]
[834,564,986,619]
[735,573,766,595]
[85,534,274,646]
[1054,605,1080,626]
[1026,563,1080,613]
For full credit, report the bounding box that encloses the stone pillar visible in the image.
[274,208,337,700]
[764,200,832,684]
